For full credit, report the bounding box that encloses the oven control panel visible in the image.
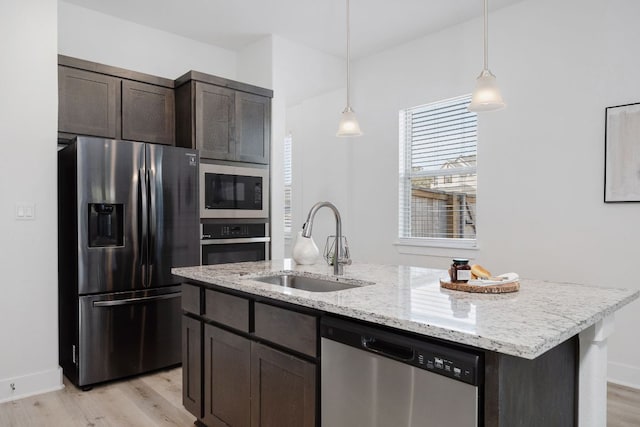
[202,223,267,240]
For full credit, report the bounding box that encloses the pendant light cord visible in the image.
[346,0,351,109]
[483,0,489,71]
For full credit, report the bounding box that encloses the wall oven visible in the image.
[201,222,270,265]
[200,163,269,219]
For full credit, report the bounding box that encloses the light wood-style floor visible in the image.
[608,383,640,427]
[0,368,194,427]
[0,368,639,426]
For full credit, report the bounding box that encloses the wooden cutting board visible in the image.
[440,279,520,294]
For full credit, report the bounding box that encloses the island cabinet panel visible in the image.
[484,336,577,427]
[182,284,201,315]
[235,92,270,164]
[181,282,319,427]
[182,315,203,418]
[203,324,251,427]
[250,342,316,427]
[58,66,120,139]
[254,302,317,357]
[204,289,249,333]
[122,80,175,145]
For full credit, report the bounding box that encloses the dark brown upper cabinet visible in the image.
[176,71,273,164]
[235,92,271,164]
[122,80,175,145]
[195,83,235,161]
[58,66,120,139]
[58,55,175,146]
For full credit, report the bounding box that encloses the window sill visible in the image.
[393,239,478,258]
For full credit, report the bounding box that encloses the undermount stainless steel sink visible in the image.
[253,274,362,292]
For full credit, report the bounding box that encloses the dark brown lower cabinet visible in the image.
[250,342,316,427]
[182,315,203,418]
[199,327,316,427]
[182,285,318,427]
[204,324,251,427]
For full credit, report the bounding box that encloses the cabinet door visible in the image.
[58,66,120,138]
[251,342,316,427]
[204,324,251,427]
[195,82,235,161]
[122,80,175,145]
[235,92,270,164]
[182,315,202,418]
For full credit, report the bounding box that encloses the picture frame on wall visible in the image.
[604,102,640,202]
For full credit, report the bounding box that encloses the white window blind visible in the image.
[399,95,477,244]
[284,133,292,238]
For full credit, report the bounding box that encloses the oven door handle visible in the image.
[201,237,271,245]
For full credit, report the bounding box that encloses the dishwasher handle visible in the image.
[362,336,415,362]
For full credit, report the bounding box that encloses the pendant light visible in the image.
[468,0,506,112]
[336,0,363,137]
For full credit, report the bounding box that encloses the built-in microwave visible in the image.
[200,163,269,218]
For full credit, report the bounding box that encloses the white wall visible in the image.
[236,35,347,259]
[274,38,347,258]
[0,0,63,402]
[58,1,237,80]
[237,36,273,90]
[286,88,354,259]
[288,0,640,387]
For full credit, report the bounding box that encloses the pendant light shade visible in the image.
[468,0,505,112]
[337,106,362,136]
[468,69,505,111]
[336,0,362,137]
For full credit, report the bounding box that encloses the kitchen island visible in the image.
[173,260,639,427]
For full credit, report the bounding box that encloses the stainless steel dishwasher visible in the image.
[321,317,482,427]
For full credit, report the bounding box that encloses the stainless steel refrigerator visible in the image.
[58,136,199,388]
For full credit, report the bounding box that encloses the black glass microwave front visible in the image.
[200,164,269,219]
[204,173,262,210]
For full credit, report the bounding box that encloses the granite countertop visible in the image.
[172,260,639,359]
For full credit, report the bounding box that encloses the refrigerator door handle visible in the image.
[148,166,157,284]
[139,167,148,287]
[92,292,180,307]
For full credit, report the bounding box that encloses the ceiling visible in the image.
[62,0,525,59]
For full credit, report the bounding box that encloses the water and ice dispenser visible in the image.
[88,203,124,247]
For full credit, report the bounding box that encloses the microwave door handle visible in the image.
[139,167,148,287]
[92,292,180,307]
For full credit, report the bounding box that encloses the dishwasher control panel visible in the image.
[321,316,482,386]
[416,350,478,385]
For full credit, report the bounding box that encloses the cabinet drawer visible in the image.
[254,303,317,357]
[204,289,249,332]
[182,284,201,315]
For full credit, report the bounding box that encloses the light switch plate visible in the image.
[16,204,36,220]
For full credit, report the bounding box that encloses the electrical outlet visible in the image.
[9,383,15,392]
[15,204,35,220]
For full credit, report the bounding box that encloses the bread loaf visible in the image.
[471,264,491,280]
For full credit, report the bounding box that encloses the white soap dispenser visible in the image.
[292,231,320,265]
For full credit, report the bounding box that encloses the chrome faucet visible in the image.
[302,201,351,275]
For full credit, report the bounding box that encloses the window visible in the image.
[399,95,477,246]
[284,133,293,240]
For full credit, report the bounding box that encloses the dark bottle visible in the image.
[449,258,471,283]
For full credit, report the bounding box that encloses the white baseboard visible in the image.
[0,366,64,404]
[608,361,640,390]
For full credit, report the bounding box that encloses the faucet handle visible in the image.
[324,235,351,266]
[339,257,352,266]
